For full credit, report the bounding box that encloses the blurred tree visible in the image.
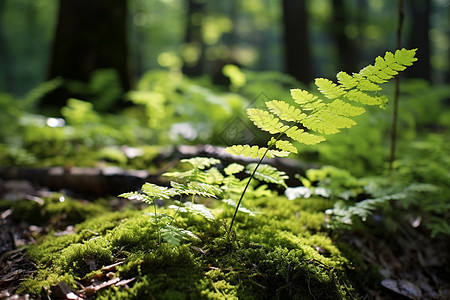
[42,0,130,109]
[331,0,359,73]
[406,0,431,81]
[0,0,12,93]
[282,0,313,84]
[182,0,206,77]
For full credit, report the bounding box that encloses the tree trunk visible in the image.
[43,0,130,109]
[0,0,13,93]
[407,0,431,81]
[282,0,313,85]
[182,0,206,77]
[331,0,359,73]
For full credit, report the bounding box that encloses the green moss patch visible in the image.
[21,196,367,299]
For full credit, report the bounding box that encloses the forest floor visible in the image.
[1,171,449,300]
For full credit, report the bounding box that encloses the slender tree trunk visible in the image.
[282,0,313,85]
[406,0,431,81]
[182,0,206,77]
[43,0,130,109]
[0,0,13,93]
[331,0,359,73]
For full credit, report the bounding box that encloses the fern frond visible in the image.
[204,167,224,185]
[358,65,388,84]
[284,126,326,145]
[246,163,288,188]
[303,110,356,134]
[345,89,382,106]
[163,168,207,182]
[169,202,216,221]
[315,78,346,99]
[118,191,154,204]
[394,48,418,66]
[160,224,201,246]
[383,51,406,71]
[181,157,220,170]
[142,182,178,199]
[353,74,382,91]
[225,145,290,159]
[247,108,288,134]
[119,182,178,204]
[188,182,223,198]
[224,163,245,176]
[336,71,358,90]
[326,99,365,117]
[265,100,306,122]
[290,89,318,105]
[272,139,298,153]
[170,181,222,198]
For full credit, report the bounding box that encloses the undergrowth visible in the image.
[22,195,368,299]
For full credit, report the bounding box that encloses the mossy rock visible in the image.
[20,196,371,299]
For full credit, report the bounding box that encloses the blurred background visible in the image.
[0,0,448,97]
[0,0,449,177]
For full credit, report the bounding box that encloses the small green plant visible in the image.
[119,156,285,246]
[120,49,417,242]
[225,48,417,235]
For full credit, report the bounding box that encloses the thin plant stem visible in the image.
[227,149,268,238]
[227,132,285,238]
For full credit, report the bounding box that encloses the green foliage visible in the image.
[224,49,417,234]
[227,49,417,159]
[245,163,288,188]
[22,194,363,299]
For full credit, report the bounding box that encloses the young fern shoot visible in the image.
[225,48,417,236]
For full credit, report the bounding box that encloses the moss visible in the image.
[9,193,107,227]
[21,196,366,299]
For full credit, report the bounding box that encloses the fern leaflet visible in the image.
[247,108,288,134]
[265,100,306,122]
[246,163,288,188]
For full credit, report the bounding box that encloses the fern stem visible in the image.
[227,132,285,238]
[227,150,267,238]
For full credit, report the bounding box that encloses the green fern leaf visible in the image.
[383,51,406,71]
[118,191,154,204]
[326,99,365,117]
[247,108,288,134]
[169,202,216,221]
[359,65,388,84]
[373,56,398,77]
[284,126,326,145]
[290,89,318,105]
[393,48,418,67]
[265,100,306,122]
[142,182,178,199]
[181,157,220,169]
[160,224,201,246]
[119,183,178,204]
[336,72,358,90]
[273,139,298,154]
[315,78,346,99]
[204,167,224,185]
[188,182,223,198]
[163,168,207,182]
[224,163,245,176]
[353,74,382,91]
[225,145,290,159]
[246,163,288,188]
[170,181,222,198]
[303,110,357,134]
[345,89,382,106]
